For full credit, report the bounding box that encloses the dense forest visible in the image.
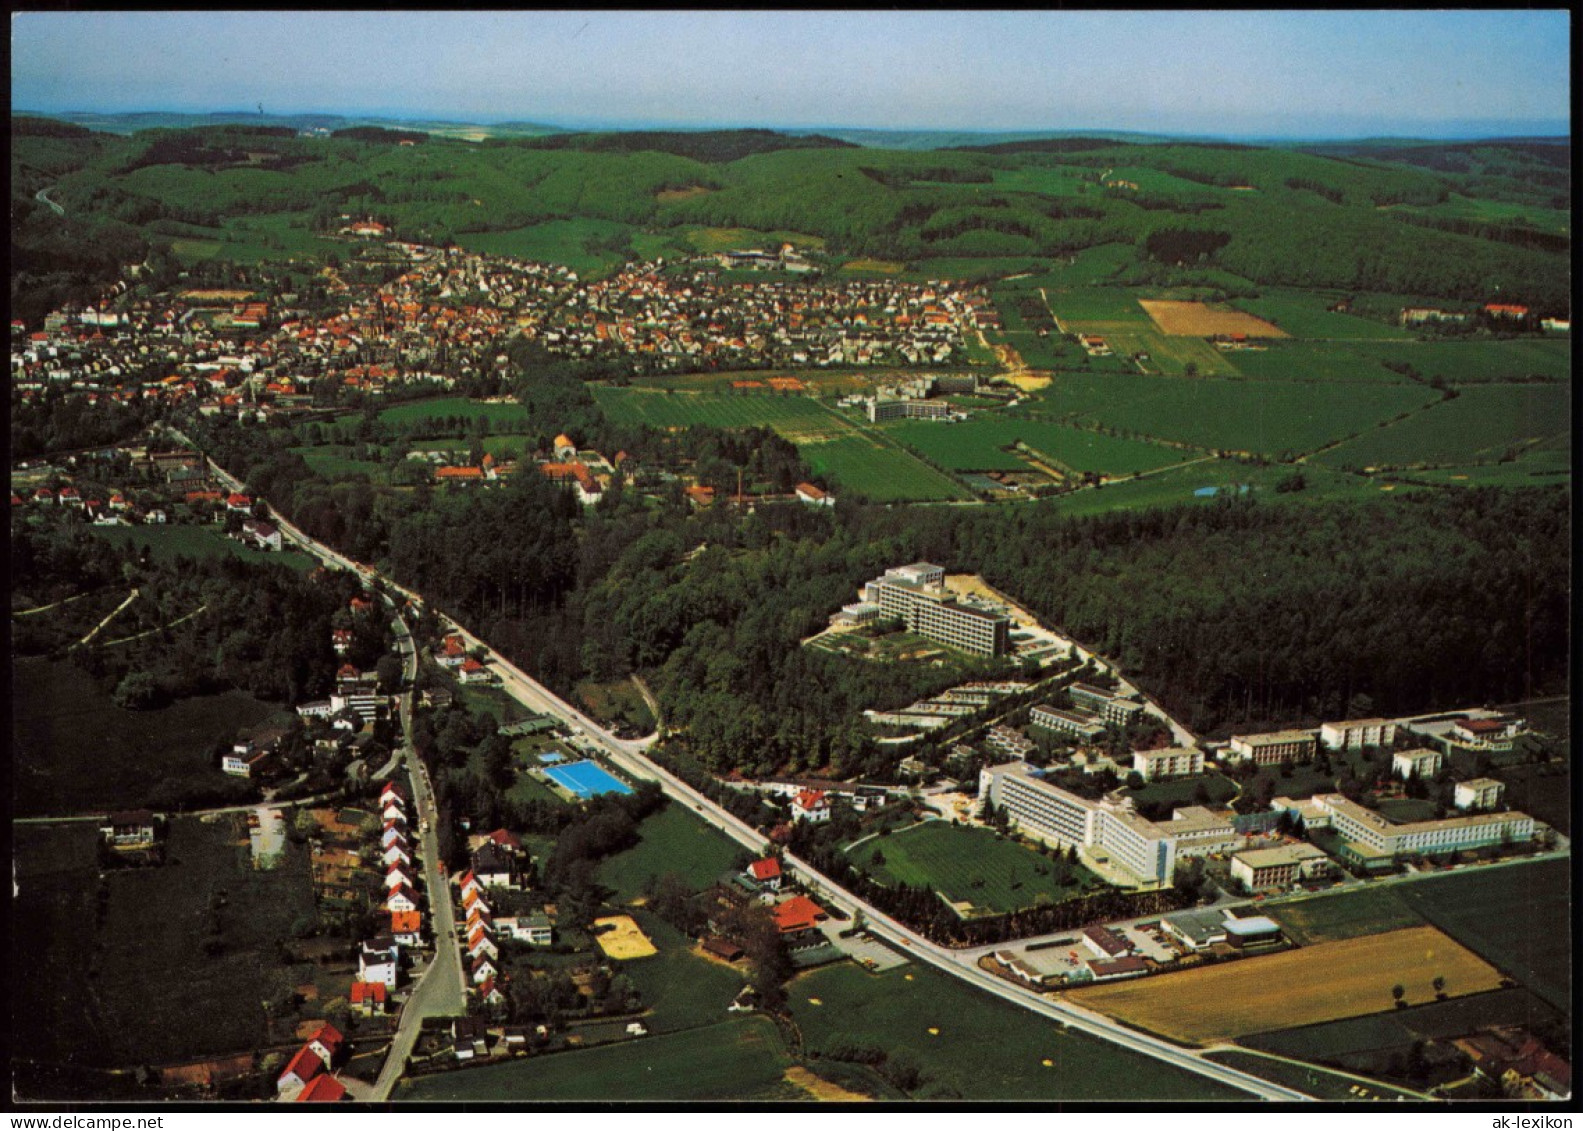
[180,382,1579,775]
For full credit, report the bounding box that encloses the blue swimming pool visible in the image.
[544,760,633,798]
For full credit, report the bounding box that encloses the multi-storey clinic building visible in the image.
[1069,682,1145,726]
[860,563,1010,657]
[978,762,1177,886]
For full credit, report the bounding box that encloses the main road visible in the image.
[175,431,1309,1102]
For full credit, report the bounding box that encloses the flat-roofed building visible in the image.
[1450,716,1523,748]
[832,601,879,627]
[1393,747,1445,781]
[1454,778,1505,812]
[1309,793,1535,859]
[1229,843,1333,892]
[1069,682,1144,726]
[978,762,1178,886]
[1166,806,1241,857]
[1222,915,1283,949]
[1320,717,1398,750]
[1227,729,1317,766]
[1130,746,1204,781]
[1030,705,1106,744]
[858,564,1010,657]
[1161,907,1230,951]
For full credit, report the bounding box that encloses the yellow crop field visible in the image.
[592,914,657,960]
[1139,300,1289,339]
[1064,926,1504,1046]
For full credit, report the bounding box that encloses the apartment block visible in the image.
[1319,717,1398,750]
[1029,704,1106,744]
[1227,729,1318,766]
[1130,746,1204,781]
[1069,682,1145,726]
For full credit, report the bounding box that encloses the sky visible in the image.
[10,10,1572,138]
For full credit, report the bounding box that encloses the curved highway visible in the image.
[176,430,1310,1102]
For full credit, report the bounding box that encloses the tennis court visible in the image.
[545,760,634,798]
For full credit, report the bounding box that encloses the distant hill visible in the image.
[14,110,565,139]
[513,128,856,163]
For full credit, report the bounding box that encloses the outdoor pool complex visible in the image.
[544,760,634,798]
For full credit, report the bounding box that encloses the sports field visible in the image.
[1140,300,1288,339]
[791,962,1249,1100]
[1314,383,1570,468]
[1065,926,1505,1045]
[592,914,657,960]
[848,822,1098,915]
[399,1017,797,1101]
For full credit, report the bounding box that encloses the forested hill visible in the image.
[509,127,857,162]
[10,117,1572,326]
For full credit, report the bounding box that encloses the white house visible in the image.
[359,942,398,988]
[791,789,831,823]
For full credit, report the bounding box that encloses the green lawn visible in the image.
[791,962,1251,1101]
[617,913,749,1033]
[1045,459,1400,520]
[1315,383,1570,468]
[596,801,746,905]
[12,657,278,816]
[87,524,317,571]
[592,387,844,438]
[848,821,1099,915]
[288,445,388,480]
[13,817,317,1069]
[398,1016,796,1101]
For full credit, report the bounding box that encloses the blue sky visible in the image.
[10,10,1571,137]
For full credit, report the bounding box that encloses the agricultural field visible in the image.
[1045,460,1403,520]
[595,801,744,905]
[801,432,973,502]
[1383,193,1573,236]
[1044,286,1151,325]
[1394,858,1572,1013]
[455,217,633,277]
[87,523,317,571]
[1229,289,1415,340]
[12,816,318,1071]
[1238,986,1565,1072]
[1204,1049,1426,1101]
[680,226,826,254]
[1349,338,1572,384]
[887,417,1182,478]
[1139,300,1288,339]
[1315,382,1571,469]
[1066,376,1440,456]
[1224,342,1404,384]
[288,445,388,480]
[791,962,1249,1101]
[1266,886,1425,946]
[12,657,278,816]
[1066,927,1506,1045]
[399,1017,797,1102]
[847,821,1100,915]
